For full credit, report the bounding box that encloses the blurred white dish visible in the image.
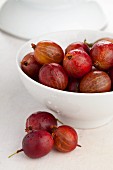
[0,0,107,39]
[16,29,113,129]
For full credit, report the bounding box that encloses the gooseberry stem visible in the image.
[8,149,23,158]
[31,43,36,50]
[84,39,93,47]
[25,126,33,132]
[56,119,63,125]
[77,144,82,147]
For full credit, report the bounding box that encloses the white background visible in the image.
[1,0,113,170]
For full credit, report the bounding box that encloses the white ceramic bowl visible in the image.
[16,30,113,129]
[0,1,107,39]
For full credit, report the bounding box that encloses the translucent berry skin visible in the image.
[21,52,41,81]
[108,67,113,89]
[26,111,57,133]
[22,130,54,158]
[90,40,113,70]
[63,49,92,78]
[95,37,113,44]
[80,70,111,93]
[65,41,90,54]
[67,78,80,92]
[33,40,64,65]
[39,63,68,90]
[53,125,78,153]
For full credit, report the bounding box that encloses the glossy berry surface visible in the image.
[32,40,64,65]
[90,40,113,70]
[65,41,90,54]
[53,125,78,152]
[26,111,57,133]
[67,78,80,92]
[22,130,54,158]
[21,52,41,80]
[108,67,113,90]
[39,63,68,90]
[80,70,111,93]
[95,37,113,44]
[63,49,92,78]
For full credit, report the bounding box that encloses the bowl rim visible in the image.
[16,29,113,97]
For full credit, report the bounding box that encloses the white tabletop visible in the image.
[1,1,113,170]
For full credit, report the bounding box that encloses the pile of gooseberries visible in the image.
[21,37,113,93]
[9,111,81,159]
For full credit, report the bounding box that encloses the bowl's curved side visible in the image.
[17,72,113,129]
